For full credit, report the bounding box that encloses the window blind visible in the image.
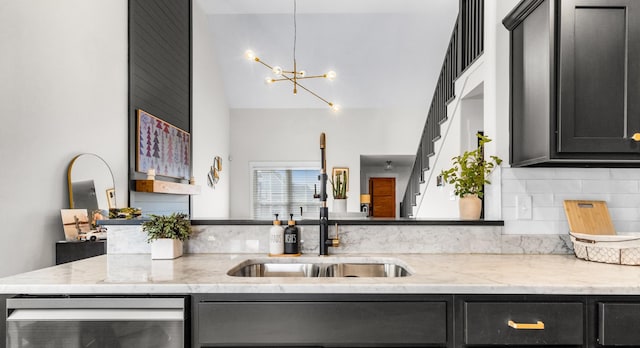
[252,168,321,220]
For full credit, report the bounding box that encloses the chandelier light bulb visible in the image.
[265,77,274,84]
[298,70,306,77]
[245,50,256,61]
[272,66,283,75]
[326,71,337,81]
[329,103,340,112]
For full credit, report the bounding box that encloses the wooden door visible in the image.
[369,178,396,218]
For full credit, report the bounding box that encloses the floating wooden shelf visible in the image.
[135,180,201,195]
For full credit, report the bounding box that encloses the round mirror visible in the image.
[67,153,116,214]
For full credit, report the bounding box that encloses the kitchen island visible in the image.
[3,253,640,347]
[0,253,637,295]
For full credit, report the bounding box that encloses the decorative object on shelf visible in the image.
[136,109,191,180]
[360,194,371,216]
[142,212,191,259]
[60,209,90,242]
[207,156,222,189]
[146,168,156,180]
[440,134,502,220]
[108,207,142,219]
[135,180,201,195]
[67,153,116,226]
[244,0,339,111]
[330,167,348,213]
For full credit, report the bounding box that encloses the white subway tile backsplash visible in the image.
[502,168,611,180]
[550,168,611,180]
[532,194,554,207]
[610,168,640,180]
[501,168,558,180]
[502,194,517,207]
[608,207,640,221]
[525,180,582,193]
[607,194,640,207]
[581,180,638,194]
[613,221,640,232]
[532,207,565,221]
[501,168,640,236]
[503,207,517,220]
[502,179,527,193]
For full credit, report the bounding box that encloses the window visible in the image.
[251,164,321,220]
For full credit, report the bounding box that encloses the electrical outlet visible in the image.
[449,191,456,201]
[516,194,532,220]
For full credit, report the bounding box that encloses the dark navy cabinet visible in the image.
[504,0,640,166]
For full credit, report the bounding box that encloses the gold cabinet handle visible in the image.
[508,320,545,330]
[632,133,640,142]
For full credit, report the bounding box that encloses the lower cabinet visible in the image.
[193,294,451,347]
[192,294,640,348]
[456,295,585,347]
[588,296,640,347]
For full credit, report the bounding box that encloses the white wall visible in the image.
[229,108,425,218]
[0,0,128,276]
[191,0,231,218]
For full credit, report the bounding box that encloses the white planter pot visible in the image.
[151,239,183,259]
[333,198,347,213]
[459,194,482,220]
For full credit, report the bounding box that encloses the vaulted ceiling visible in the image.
[199,0,459,109]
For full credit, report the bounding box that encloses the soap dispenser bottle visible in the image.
[269,214,284,256]
[284,214,300,255]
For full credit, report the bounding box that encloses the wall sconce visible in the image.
[207,156,222,189]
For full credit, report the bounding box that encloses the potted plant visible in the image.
[142,212,191,259]
[330,169,348,213]
[440,134,502,220]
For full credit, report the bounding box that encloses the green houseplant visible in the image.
[330,169,348,213]
[142,212,191,259]
[440,134,502,219]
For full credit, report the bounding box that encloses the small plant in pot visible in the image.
[142,212,191,259]
[440,134,502,220]
[330,170,348,213]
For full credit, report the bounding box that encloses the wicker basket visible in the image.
[570,232,640,266]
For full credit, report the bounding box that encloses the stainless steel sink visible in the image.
[324,263,409,277]
[227,259,411,278]
[228,263,321,277]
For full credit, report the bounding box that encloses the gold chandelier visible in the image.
[244,0,339,112]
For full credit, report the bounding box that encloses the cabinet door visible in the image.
[464,301,584,346]
[198,301,448,346]
[558,0,640,153]
[598,302,640,346]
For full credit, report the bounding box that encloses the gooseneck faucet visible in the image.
[318,133,339,255]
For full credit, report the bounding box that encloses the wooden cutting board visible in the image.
[563,200,616,235]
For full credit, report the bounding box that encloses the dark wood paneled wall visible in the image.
[128,0,192,216]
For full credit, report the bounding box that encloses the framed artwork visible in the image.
[332,167,349,191]
[60,209,90,241]
[136,109,191,180]
[106,188,116,209]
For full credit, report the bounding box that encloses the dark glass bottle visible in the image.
[284,214,299,254]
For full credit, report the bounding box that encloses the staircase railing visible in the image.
[401,0,484,218]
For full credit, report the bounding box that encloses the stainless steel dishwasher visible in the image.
[6,297,186,348]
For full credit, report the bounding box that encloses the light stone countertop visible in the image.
[0,253,639,295]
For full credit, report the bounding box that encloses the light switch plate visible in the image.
[516,194,532,220]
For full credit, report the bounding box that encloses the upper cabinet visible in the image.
[504,0,640,166]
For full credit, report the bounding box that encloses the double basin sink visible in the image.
[228,257,411,278]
